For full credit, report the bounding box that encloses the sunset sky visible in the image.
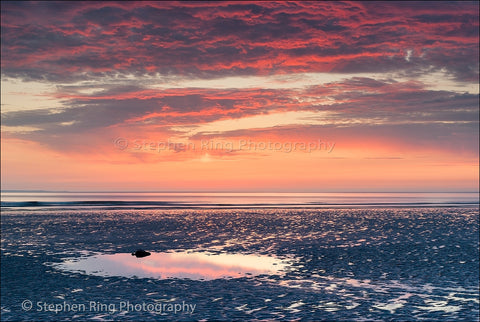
[1,1,478,192]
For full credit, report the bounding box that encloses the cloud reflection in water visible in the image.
[54,251,291,280]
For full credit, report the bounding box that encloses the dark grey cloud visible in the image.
[1,1,477,82]
[2,76,478,157]
[1,2,477,158]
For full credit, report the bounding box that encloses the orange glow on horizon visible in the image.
[2,136,477,192]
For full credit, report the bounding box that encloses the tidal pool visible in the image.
[51,251,292,280]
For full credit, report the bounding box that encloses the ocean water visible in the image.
[1,191,479,208]
[1,193,479,321]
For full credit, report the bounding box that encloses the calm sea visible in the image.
[1,191,478,209]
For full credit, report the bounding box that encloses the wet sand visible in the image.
[1,207,478,321]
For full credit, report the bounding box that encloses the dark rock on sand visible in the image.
[131,249,151,258]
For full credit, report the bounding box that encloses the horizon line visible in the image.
[1,190,479,194]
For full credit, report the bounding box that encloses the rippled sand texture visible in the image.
[1,208,479,321]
